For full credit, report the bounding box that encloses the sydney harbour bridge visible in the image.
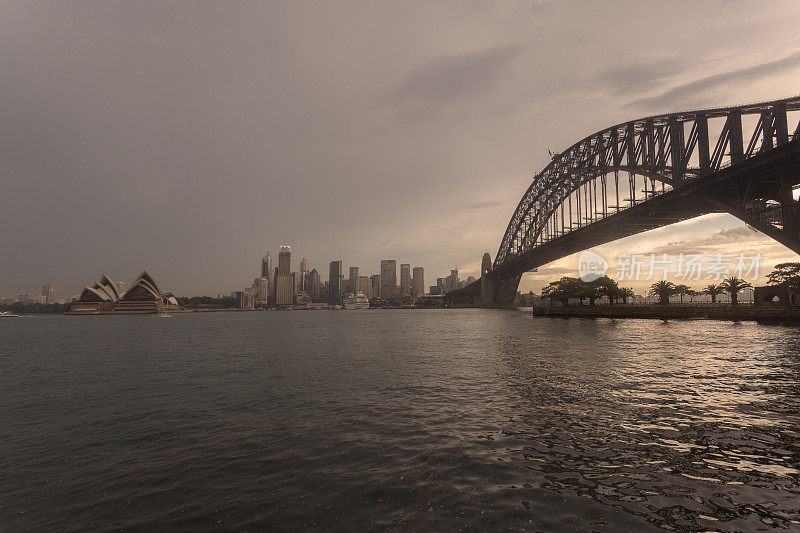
[471,95,800,306]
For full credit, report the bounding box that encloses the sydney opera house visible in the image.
[69,271,174,314]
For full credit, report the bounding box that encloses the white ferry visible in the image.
[343,291,370,309]
[0,311,20,317]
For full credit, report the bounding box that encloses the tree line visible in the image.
[540,262,800,306]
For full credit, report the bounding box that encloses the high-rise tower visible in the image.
[380,260,397,300]
[329,261,343,305]
[412,267,424,298]
[278,246,291,275]
[400,264,411,297]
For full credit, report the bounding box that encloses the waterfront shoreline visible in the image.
[531,304,800,322]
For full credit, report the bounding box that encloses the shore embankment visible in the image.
[532,304,800,322]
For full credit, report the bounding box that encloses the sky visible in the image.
[2,0,800,299]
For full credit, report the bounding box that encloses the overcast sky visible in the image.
[2,1,800,298]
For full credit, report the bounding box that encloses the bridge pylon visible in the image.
[480,253,496,306]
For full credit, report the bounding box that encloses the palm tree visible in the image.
[649,280,677,305]
[620,287,635,304]
[686,289,700,302]
[674,284,691,303]
[703,283,724,304]
[720,276,753,305]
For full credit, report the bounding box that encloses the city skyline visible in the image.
[2,2,800,298]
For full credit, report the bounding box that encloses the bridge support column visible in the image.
[480,253,496,306]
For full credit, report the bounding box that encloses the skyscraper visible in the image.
[41,282,54,304]
[400,264,411,297]
[329,261,343,305]
[254,277,269,307]
[307,268,321,301]
[412,267,424,298]
[445,269,459,292]
[299,257,310,291]
[261,251,272,278]
[371,274,380,299]
[278,246,291,275]
[276,246,294,305]
[260,252,272,304]
[380,259,397,300]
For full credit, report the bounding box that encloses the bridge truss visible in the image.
[484,96,800,305]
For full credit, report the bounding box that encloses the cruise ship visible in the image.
[343,291,370,309]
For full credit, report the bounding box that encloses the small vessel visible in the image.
[160,312,172,318]
[343,291,370,310]
[0,311,20,317]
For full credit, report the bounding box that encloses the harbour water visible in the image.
[1,310,799,531]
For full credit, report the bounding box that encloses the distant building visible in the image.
[261,251,272,278]
[380,259,397,300]
[299,257,310,291]
[344,266,359,295]
[400,264,411,297]
[445,269,459,292]
[329,261,343,305]
[275,274,294,305]
[371,274,381,299]
[253,277,269,307]
[261,251,273,299]
[41,282,54,304]
[307,268,322,301]
[71,271,166,314]
[278,246,291,276]
[412,267,424,298]
[356,276,373,299]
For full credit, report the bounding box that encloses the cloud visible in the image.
[392,44,520,115]
[649,226,770,256]
[594,56,685,97]
[465,200,505,210]
[632,50,800,109]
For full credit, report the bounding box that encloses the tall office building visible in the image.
[275,246,294,305]
[445,269,459,292]
[261,251,272,278]
[400,264,411,297]
[371,274,380,299]
[275,274,294,305]
[41,282,54,304]
[380,259,397,300]
[329,261,343,305]
[278,246,291,275]
[412,267,424,298]
[299,257,310,291]
[254,277,269,307]
[349,266,359,282]
[307,269,321,301]
[356,276,373,299]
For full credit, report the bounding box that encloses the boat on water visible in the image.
[0,311,20,317]
[343,291,370,310]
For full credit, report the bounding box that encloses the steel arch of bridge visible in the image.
[495,96,800,273]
